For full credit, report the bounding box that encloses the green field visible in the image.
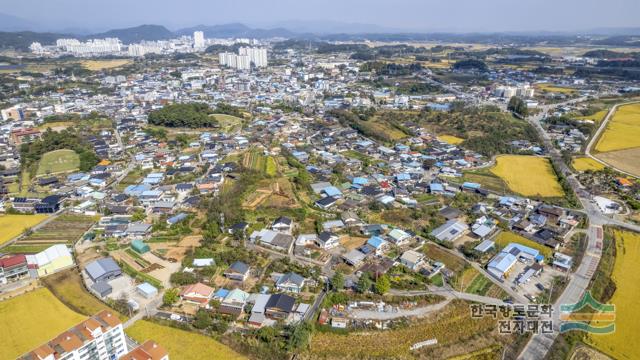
[126,320,246,360]
[0,288,87,360]
[36,149,80,176]
[211,113,244,132]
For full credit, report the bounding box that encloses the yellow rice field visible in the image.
[0,214,49,245]
[126,320,246,360]
[490,155,564,197]
[438,135,465,145]
[595,103,640,153]
[534,83,578,95]
[587,230,640,360]
[572,157,605,172]
[495,231,553,259]
[0,288,87,360]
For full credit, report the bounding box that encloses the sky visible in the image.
[1,0,639,33]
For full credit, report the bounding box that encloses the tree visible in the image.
[356,274,372,293]
[193,309,213,329]
[131,209,146,222]
[331,271,345,291]
[375,274,391,295]
[507,96,528,117]
[163,288,179,306]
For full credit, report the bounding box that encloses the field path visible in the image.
[585,101,640,178]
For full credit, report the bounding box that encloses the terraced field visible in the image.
[10,214,96,253]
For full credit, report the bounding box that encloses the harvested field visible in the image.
[535,83,578,95]
[339,236,368,251]
[81,59,132,70]
[594,147,640,177]
[242,178,299,210]
[490,155,564,198]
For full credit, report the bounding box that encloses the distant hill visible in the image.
[89,24,174,44]
[0,12,35,32]
[176,23,295,39]
[0,31,67,50]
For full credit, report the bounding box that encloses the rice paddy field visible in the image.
[490,155,564,198]
[9,214,96,253]
[0,287,86,360]
[437,135,465,145]
[126,320,245,360]
[587,230,640,360]
[495,231,553,259]
[534,83,578,95]
[36,149,80,175]
[0,214,49,246]
[595,103,640,153]
[572,157,605,172]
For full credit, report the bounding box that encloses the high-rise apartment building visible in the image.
[219,47,267,70]
[193,31,205,48]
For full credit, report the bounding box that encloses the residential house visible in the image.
[316,232,340,249]
[430,219,468,242]
[224,261,250,282]
[180,282,215,307]
[275,272,305,293]
[399,250,424,271]
[265,293,296,320]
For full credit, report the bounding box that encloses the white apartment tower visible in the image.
[239,47,268,67]
[193,31,205,48]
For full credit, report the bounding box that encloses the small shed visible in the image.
[137,282,158,299]
[131,239,150,254]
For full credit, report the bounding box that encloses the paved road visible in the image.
[584,101,640,178]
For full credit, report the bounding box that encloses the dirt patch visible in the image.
[339,236,368,251]
[595,147,640,177]
[570,344,612,360]
[162,235,202,262]
[75,246,103,267]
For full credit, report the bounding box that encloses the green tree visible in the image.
[375,274,391,295]
[193,309,213,329]
[162,288,179,306]
[356,274,372,293]
[331,271,345,291]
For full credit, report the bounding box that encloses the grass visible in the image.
[572,157,605,172]
[595,103,640,153]
[587,230,640,360]
[126,320,246,360]
[463,170,508,194]
[438,135,465,145]
[495,231,553,259]
[211,113,243,132]
[36,149,80,176]
[0,214,49,246]
[490,155,564,198]
[265,156,278,177]
[422,243,466,273]
[41,269,125,320]
[0,288,86,360]
[574,110,608,123]
[81,59,132,71]
[310,300,503,359]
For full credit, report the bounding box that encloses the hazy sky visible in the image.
[2,0,639,33]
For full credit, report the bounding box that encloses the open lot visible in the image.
[36,149,80,176]
[572,157,605,172]
[0,214,49,246]
[0,287,86,360]
[126,320,246,360]
[587,230,640,360]
[81,59,132,71]
[490,155,564,198]
[594,103,640,153]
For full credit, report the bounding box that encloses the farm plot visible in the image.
[0,287,86,360]
[309,300,510,359]
[572,157,605,172]
[594,148,640,177]
[594,103,640,153]
[495,231,553,259]
[587,230,640,360]
[490,155,564,198]
[126,320,245,360]
[242,178,299,210]
[0,214,49,246]
[41,269,123,319]
[437,135,465,145]
[36,149,80,175]
[13,214,96,250]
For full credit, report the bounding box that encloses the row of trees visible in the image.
[147,103,217,128]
